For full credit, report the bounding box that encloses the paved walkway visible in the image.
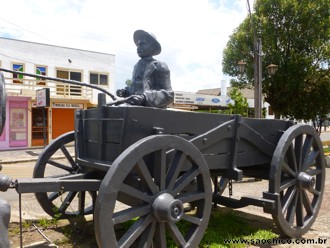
[0,146,75,165]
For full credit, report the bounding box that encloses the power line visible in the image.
[0,18,50,41]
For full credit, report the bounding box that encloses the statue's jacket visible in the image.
[127,57,174,108]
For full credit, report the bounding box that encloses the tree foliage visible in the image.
[222,0,330,120]
[227,88,249,117]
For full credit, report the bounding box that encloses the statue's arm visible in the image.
[143,61,174,108]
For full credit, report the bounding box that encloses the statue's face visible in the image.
[136,37,155,58]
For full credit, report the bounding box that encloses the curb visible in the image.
[0,155,72,165]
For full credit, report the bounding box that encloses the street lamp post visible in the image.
[237,39,278,118]
[254,38,262,118]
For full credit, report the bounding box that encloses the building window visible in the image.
[90,72,108,86]
[13,64,24,83]
[36,66,47,85]
[56,69,82,96]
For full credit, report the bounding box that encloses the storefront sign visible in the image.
[174,92,232,106]
[36,88,50,107]
[52,103,84,109]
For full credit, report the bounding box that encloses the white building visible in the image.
[173,86,275,119]
[0,37,115,149]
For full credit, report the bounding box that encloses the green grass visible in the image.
[11,207,278,247]
[119,208,278,248]
[191,209,277,248]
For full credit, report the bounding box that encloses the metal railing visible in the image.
[0,68,116,100]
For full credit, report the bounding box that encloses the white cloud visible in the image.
[0,0,250,92]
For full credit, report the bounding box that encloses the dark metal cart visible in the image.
[0,69,326,248]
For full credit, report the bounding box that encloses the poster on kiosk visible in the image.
[36,88,50,108]
[36,88,50,146]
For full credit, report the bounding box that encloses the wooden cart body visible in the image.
[75,105,291,173]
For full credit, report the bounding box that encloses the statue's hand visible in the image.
[127,95,146,106]
[116,89,129,97]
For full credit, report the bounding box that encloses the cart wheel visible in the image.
[94,135,212,248]
[33,131,95,218]
[269,125,325,237]
[0,73,6,135]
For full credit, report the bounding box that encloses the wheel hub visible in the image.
[298,172,315,189]
[152,193,183,223]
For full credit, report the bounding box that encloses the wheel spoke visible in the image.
[48,191,62,202]
[171,167,200,196]
[60,145,78,169]
[167,222,187,247]
[159,149,167,191]
[47,160,75,172]
[286,189,299,225]
[78,191,85,215]
[282,162,296,178]
[181,213,202,225]
[217,177,229,195]
[154,223,167,248]
[166,151,186,192]
[152,149,167,191]
[177,191,205,203]
[286,144,298,173]
[120,183,153,203]
[296,191,304,227]
[302,150,319,172]
[282,186,297,213]
[306,168,322,176]
[113,205,151,225]
[118,215,153,247]
[301,189,314,216]
[59,191,77,213]
[280,178,297,192]
[302,135,313,164]
[306,187,320,196]
[136,159,159,195]
[138,221,156,248]
[294,134,303,170]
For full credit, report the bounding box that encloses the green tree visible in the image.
[222,0,330,120]
[227,88,249,117]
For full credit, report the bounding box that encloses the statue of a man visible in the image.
[116,30,174,108]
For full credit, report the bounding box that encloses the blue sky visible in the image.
[0,0,252,92]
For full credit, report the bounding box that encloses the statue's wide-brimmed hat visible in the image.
[133,30,161,56]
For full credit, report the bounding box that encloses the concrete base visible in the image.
[326,156,330,168]
[0,197,10,248]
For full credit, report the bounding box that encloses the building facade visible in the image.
[173,87,275,119]
[0,37,115,150]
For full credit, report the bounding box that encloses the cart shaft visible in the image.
[15,178,101,194]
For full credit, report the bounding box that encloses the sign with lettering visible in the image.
[36,88,50,107]
[52,103,84,109]
[174,92,232,106]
